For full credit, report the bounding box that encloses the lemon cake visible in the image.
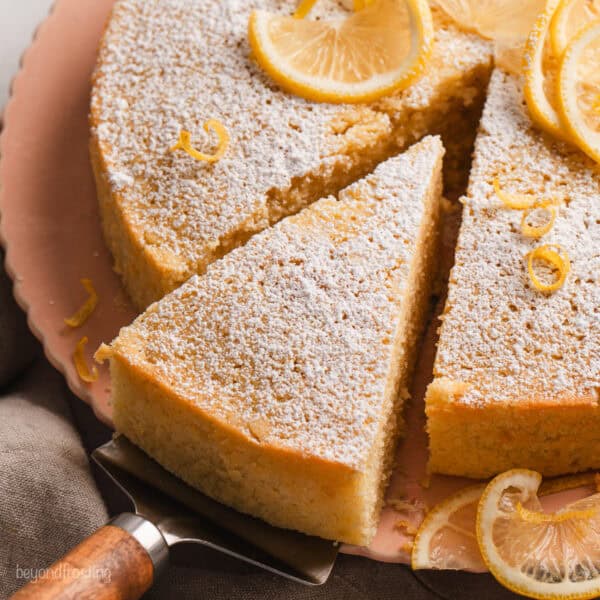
[103,137,444,544]
[425,70,600,478]
[90,0,492,310]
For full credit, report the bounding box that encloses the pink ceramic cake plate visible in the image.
[0,0,594,568]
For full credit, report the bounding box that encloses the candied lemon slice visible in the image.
[557,20,600,163]
[524,0,569,139]
[248,0,434,104]
[412,485,487,571]
[477,469,600,600]
[551,0,600,56]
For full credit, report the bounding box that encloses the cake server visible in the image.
[11,435,338,600]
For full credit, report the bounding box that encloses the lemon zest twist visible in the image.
[94,343,113,365]
[493,178,562,211]
[64,278,98,328]
[73,336,99,383]
[170,120,229,163]
[527,244,570,293]
[516,501,597,524]
[521,206,557,239]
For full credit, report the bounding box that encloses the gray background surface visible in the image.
[0,0,55,113]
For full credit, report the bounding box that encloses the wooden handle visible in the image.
[11,524,155,600]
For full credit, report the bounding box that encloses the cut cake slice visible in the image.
[103,137,445,545]
[425,70,600,478]
[90,0,491,309]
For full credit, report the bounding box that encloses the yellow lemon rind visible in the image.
[556,19,600,164]
[521,205,557,238]
[550,0,578,56]
[170,120,229,163]
[73,336,99,384]
[523,0,569,141]
[64,278,98,328]
[527,243,570,293]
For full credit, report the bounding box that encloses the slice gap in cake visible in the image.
[425,70,600,479]
[101,136,445,545]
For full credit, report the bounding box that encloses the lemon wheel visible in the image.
[477,469,600,600]
[411,485,487,571]
[557,19,600,163]
[433,0,546,41]
[550,0,600,56]
[248,0,434,104]
[523,0,568,139]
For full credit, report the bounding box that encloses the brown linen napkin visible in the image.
[0,359,110,598]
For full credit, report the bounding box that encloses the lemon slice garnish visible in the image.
[73,336,99,384]
[64,278,98,328]
[248,0,434,104]
[557,20,600,163]
[411,485,487,571]
[523,0,569,139]
[550,0,600,56]
[433,0,546,75]
[293,0,318,18]
[412,472,600,573]
[477,469,600,600]
[170,120,229,163]
[433,0,546,41]
[527,243,571,292]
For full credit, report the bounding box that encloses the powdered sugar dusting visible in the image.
[113,138,444,469]
[434,70,600,406]
[91,0,489,285]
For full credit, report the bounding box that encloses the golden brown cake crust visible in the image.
[90,137,185,310]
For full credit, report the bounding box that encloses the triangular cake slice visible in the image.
[103,137,444,544]
[425,70,600,478]
[90,0,491,309]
